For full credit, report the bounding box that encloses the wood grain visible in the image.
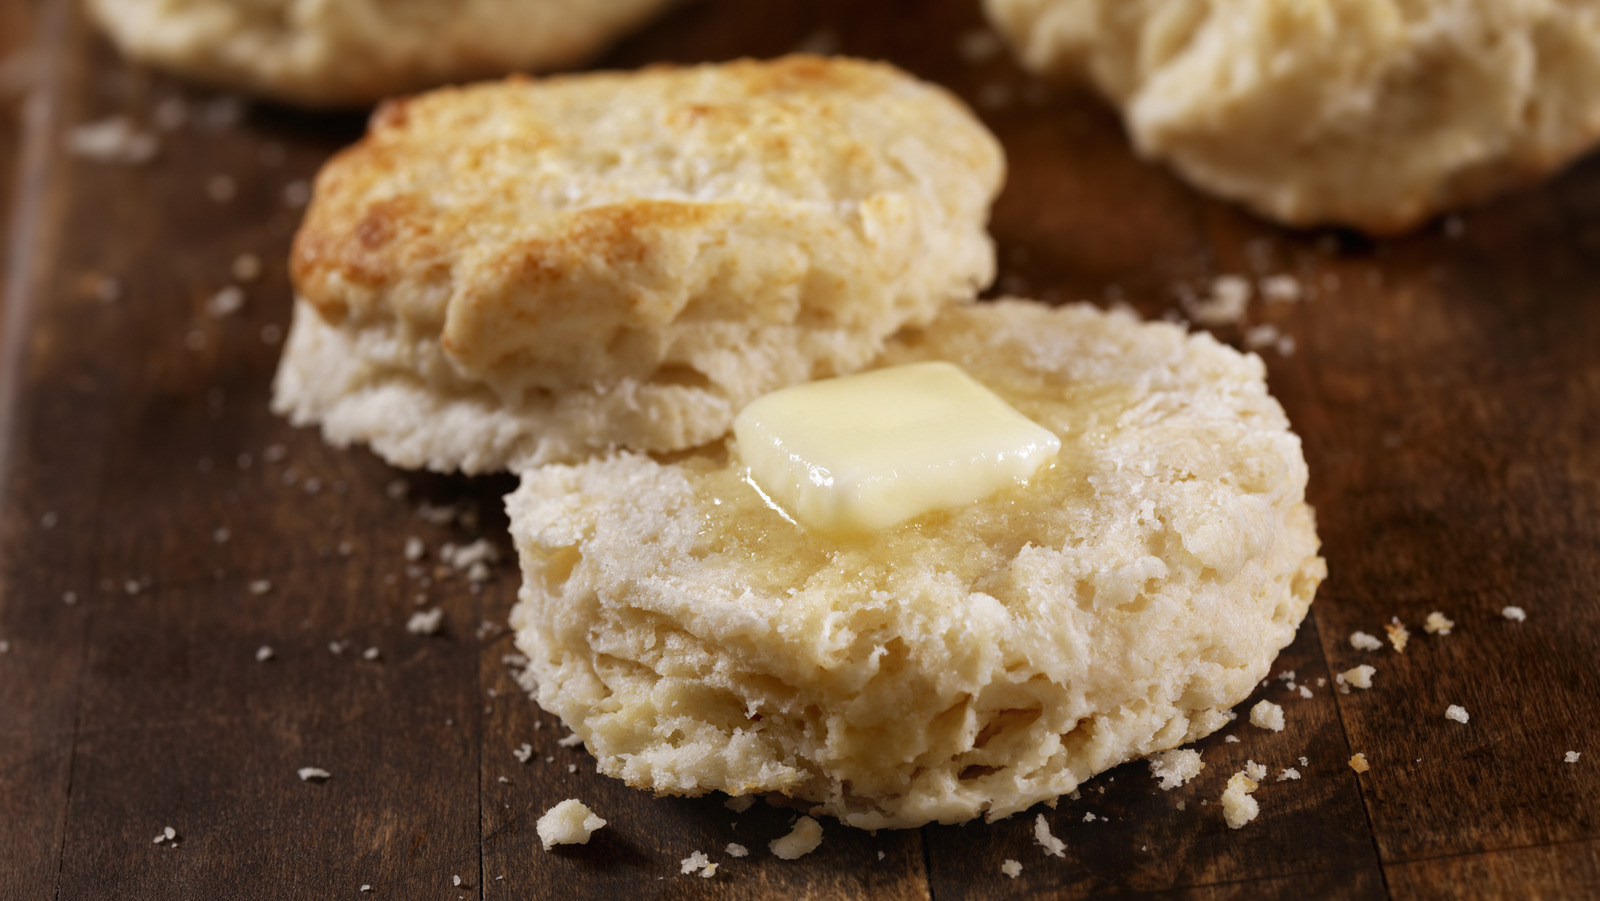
[2,0,1599,898]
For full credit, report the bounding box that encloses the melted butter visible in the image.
[686,368,1134,599]
[732,362,1061,536]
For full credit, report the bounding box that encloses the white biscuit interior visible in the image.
[508,300,1325,828]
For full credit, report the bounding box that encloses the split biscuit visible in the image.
[508,299,1325,828]
[273,56,1004,473]
[85,0,676,108]
[985,0,1600,232]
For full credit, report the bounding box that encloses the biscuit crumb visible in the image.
[513,743,533,763]
[443,538,498,575]
[770,816,823,860]
[1501,606,1527,622]
[206,285,245,318]
[152,825,178,845]
[1244,760,1267,782]
[1001,859,1022,878]
[231,253,262,282]
[1243,323,1281,351]
[254,645,274,662]
[1445,705,1470,724]
[1276,768,1301,782]
[1350,631,1383,651]
[1148,748,1204,790]
[406,607,444,635]
[557,733,584,748]
[1220,772,1260,829]
[1349,753,1370,773]
[1225,735,1240,744]
[1424,611,1455,635]
[1184,275,1252,326]
[67,116,158,165]
[1260,274,1303,303]
[1336,664,1376,692]
[1565,751,1581,763]
[726,843,749,858]
[536,799,606,850]
[248,579,272,595]
[724,796,755,814]
[1032,814,1066,857]
[680,851,713,876]
[1384,619,1410,652]
[1249,700,1285,732]
[297,767,331,782]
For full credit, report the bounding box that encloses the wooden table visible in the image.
[3,1,1597,898]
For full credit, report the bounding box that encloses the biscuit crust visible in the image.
[508,300,1324,828]
[84,0,676,108]
[274,57,1004,472]
[986,0,1600,232]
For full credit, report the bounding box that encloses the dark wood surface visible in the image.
[2,1,1598,898]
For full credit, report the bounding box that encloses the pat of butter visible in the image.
[733,361,1061,535]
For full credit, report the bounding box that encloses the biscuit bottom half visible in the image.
[507,300,1325,829]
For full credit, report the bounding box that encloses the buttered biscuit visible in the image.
[85,0,676,108]
[273,56,1004,473]
[508,300,1324,828]
[985,0,1600,232]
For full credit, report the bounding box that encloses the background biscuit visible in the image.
[85,0,677,108]
[985,0,1600,232]
[273,56,1004,473]
[508,300,1324,828]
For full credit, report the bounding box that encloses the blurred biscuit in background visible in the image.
[85,0,679,107]
[986,0,1600,232]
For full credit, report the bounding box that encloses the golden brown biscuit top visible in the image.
[291,55,1004,394]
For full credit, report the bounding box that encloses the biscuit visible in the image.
[507,300,1325,828]
[84,0,676,108]
[273,56,1004,473]
[984,0,1600,232]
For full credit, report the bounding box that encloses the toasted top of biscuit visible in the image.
[277,56,1004,472]
[85,0,676,108]
[986,0,1600,231]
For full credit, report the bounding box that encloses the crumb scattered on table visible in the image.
[1350,631,1383,651]
[1032,814,1065,857]
[770,816,823,860]
[1250,700,1285,732]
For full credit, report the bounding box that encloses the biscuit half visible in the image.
[985,0,1600,232]
[273,56,1005,473]
[85,0,678,108]
[507,300,1325,828]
